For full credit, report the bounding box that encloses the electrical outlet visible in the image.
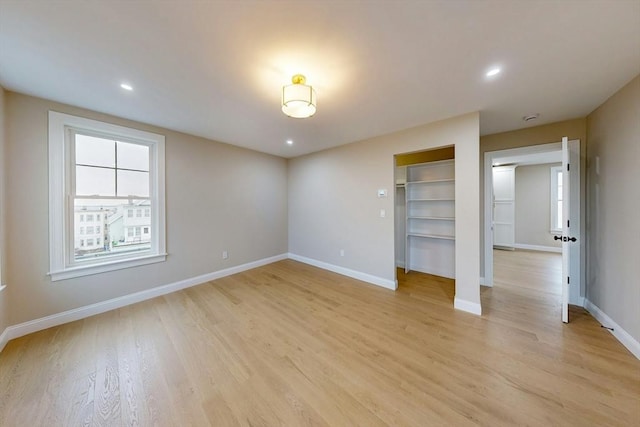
[222,251,228,259]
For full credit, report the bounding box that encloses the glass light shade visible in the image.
[282,83,316,118]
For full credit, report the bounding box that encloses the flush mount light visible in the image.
[286,139,294,145]
[120,83,133,91]
[282,74,316,118]
[486,67,501,77]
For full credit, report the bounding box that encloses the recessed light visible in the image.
[486,67,501,77]
[120,83,133,91]
[286,139,293,145]
[523,113,540,122]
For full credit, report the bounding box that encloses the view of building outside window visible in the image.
[72,133,152,262]
[73,201,151,261]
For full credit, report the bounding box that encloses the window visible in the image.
[48,111,166,281]
[143,227,149,234]
[127,228,134,237]
[136,209,142,218]
[135,227,141,237]
[144,208,150,217]
[550,166,563,233]
[80,214,85,222]
[80,227,84,235]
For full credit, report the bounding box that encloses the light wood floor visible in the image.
[493,248,562,294]
[1,258,638,426]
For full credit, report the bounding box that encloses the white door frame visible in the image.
[484,142,570,287]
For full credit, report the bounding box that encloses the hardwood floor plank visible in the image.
[1,254,638,426]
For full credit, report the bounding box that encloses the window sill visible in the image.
[49,253,167,281]
[550,230,562,235]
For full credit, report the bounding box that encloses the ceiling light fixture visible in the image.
[120,83,133,91]
[286,139,293,145]
[486,67,501,77]
[282,74,316,118]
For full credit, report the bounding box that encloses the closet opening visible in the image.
[394,146,455,295]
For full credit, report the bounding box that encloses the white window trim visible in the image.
[48,111,167,281]
[550,165,562,234]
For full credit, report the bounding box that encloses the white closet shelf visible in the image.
[406,178,455,185]
[407,232,455,240]
[408,216,455,221]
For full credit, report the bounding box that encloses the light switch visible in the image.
[377,189,387,198]
[380,209,386,218]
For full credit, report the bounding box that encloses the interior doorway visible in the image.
[484,141,582,322]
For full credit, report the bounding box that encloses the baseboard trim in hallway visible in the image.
[585,299,640,359]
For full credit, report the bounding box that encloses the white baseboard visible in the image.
[513,243,562,253]
[584,299,640,360]
[288,253,397,290]
[0,328,9,353]
[0,253,288,352]
[570,296,585,307]
[454,297,482,316]
[480,276,493,287]
[407,264,454,280]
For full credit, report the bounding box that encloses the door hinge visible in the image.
[567,163,570,171]
[567,220,570,228]
[567,276,570,284]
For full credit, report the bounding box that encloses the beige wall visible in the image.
[0,87,8,333]
[5,92,288,325]
[480,118,587,289]
[289,112,481,310]
[586,75,640,342]
[514,163,562,248]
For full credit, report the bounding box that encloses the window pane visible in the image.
[73,198,151,262]
[76,165,116,196]
[75,134,115,167]
[117,141,149,171]
[117,170,149,197]
[557,201,563,229]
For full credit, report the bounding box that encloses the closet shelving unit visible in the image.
[405,159,455,278]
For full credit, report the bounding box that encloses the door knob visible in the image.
[554,235,562,241]
[568,237,577,242]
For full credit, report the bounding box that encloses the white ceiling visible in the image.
[1,1,639,158]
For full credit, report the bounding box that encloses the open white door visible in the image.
[560,137,580,323]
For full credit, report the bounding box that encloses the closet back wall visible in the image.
[4,92,288,326]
